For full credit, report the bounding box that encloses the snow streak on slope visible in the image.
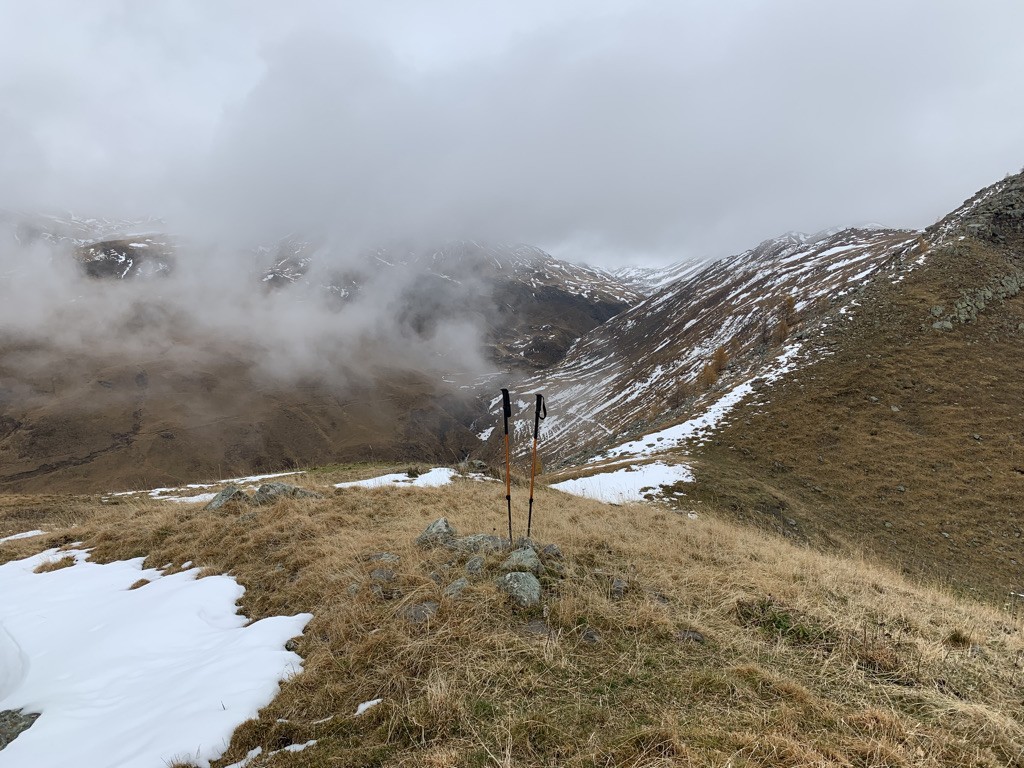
[0,549,311,768]
[516,227,920,465]
[592,344,802,462]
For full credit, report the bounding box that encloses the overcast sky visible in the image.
[2,1,1023,266]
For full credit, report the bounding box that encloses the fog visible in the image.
[1,1,1023,386]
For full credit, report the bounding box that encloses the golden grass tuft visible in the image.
[2,470,1024,766]
[33,554,76,573]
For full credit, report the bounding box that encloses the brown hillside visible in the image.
[689,173,1024,598]
[0,350,480,494]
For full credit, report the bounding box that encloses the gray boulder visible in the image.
[540,543,563,560]
[369,568,396,583]
[416,518,457,547]
[497,572,542,607]
[404,601,439,624]
[443,577,470,600]
[500,547,543,575]
[251,482,323,506]
[204,485,250,510]
[465,555,486,576]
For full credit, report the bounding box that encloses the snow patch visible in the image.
[551,461,693,504]
[0,549,311,768]
[335,466,487,489]
[356,698,383,715]
[0,530,45,544]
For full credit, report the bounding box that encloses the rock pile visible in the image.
[204,482,323,511]
[355,518,569,623]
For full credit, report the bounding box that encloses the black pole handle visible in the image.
[533,393,546,440]
[501,388,512,435]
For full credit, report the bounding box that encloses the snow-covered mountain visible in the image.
[495,226,922,465]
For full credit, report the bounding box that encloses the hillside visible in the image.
[686,172,1024,597]
[1,472,1023,766]
[498,226,921,466]
[0,223,639,493]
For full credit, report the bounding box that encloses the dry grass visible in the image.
[3,472,1024,766]
[691,235,1024,601]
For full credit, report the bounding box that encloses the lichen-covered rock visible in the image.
[500,547,543,575]
[497,572,542,607]
[465,555,486,576]
[0,709,39,751]
[251,482,323,506]
[404,601,439,624]
[370,568,396,583]
[540,543,563,560]
[443,577,470,600]
[204,485,249,510]
[416,518,457,547]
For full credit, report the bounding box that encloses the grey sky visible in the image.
[2,1,1023,265]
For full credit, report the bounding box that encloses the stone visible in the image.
[0,709,39,751]
[932,320,954,331]
[204,485,249,510]
[673,629,707,644]
[521,619,555,639]
[370,568,396,583]
[404,601,439,624]
[451,533,507,553]
[580,627,601,644]
[443,577,470,600]
[251,482,323,506]
[610,577,628,601]
[500,547,543,575]
[371,583,402,600]
[465,555,486,576]
[497,572,542,607]
[930,305,945,317]
[540,543,563,559]
[514,536,537,550]
[416,518,457,547]
[365,552,400,565]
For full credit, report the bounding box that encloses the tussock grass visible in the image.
[2,476,1024,766]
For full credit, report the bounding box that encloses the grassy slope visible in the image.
[2,470,1024,767]
[688,227,1024,600]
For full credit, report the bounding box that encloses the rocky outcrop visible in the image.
[0,709,39,751]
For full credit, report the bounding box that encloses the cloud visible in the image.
[1,0,1023,266]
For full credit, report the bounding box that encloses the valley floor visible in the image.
[2,464,1024,766]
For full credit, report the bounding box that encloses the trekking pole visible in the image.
[526,393,546,539]
[501,388,513,543]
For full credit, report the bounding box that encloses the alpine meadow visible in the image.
[3,2,1024,767]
